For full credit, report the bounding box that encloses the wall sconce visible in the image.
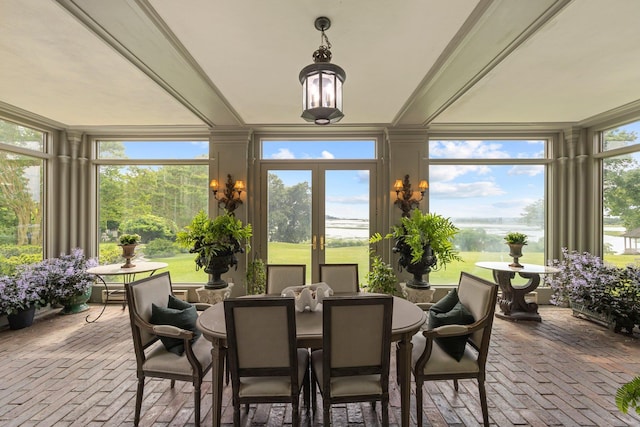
[210,174,245,213]
[393,174,428,217]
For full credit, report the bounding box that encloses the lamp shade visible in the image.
[299,63,346,125]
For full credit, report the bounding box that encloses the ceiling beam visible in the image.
[395,0,573,127]
[55,0,244,127]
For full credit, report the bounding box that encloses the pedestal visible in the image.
[399,283,435,304]
[197,283,233,305]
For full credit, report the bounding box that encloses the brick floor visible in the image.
[1,304,639,426]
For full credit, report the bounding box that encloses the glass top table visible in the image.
[86,261,168,322]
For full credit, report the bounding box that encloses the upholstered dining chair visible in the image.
[318,263,359,293]
[124,272,212,427]
[311,295,393,426]
[266,264,306,295]
[410,272,498,427]
[224,297,310,427]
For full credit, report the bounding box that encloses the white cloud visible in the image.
[430,140,510,159]
[326,195,369,204]
[321,150,335,159]
[356,170,369,183]
[430,181,505,198]
[271,148,295,159]
[508,165,544,176]
[429,164,491,182]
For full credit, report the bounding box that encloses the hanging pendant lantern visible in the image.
[299,17,346,125]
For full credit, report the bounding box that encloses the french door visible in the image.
[260,162,375,284]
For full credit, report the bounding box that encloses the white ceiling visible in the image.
[1,0,639,131]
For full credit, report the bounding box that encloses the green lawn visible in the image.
[120,242,640,287]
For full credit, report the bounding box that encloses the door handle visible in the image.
[312,235,317,250]
[320,236,324,251]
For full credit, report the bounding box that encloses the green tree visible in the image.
[521,199,544,227]
[267,173,311,243]
[0,120,43,245]
[603,129,640,230]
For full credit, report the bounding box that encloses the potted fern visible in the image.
[177,209,252,289]
[389,208,461,288]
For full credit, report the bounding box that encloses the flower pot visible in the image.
[508,243,524,268]
[59,286,92,315]
[7,305,36,329]
[394,240,437,289]
[119,244,137,268]
[570,301,615,331]
[204,253,237,289]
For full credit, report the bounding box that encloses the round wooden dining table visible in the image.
[197,294,426,427]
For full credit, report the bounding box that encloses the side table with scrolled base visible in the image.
[476,262,560,322]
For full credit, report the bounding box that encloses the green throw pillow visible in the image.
[428,297,475,362]
[150,299,200,355]
[430,289,459,314]
[168,293,192,310]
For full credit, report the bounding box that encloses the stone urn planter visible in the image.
[204,251,238,289]
[388,209,461,289]
[393,239,437,288]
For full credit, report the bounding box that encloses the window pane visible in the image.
[603,121,640,151]
[428,164,545,284]
[98,164,208,283]
[0,119,45,152]
[0,152,43,273]
[429,139,545,159]
[97,140,208,159]
[262,140,375,160]
[603,151,640,265]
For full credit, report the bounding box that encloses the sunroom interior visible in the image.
[2,0,640,297]
[2,1,640,426]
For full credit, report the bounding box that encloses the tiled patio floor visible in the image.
[1,304,639,426]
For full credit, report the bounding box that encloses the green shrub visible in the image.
[246,258,266,295]
[120,214,178,243]
[144,239,178,258]
[99,243,122,264]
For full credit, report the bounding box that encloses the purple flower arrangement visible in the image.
[0,248,98,316]
[547,247,640,334]
[0,274,47,316]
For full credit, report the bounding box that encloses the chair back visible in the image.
[319,263,359,293]
[321,296,393,387]
[266,264,306,295]
[125,271,174,349]
[456,272,498,353]
[224,297,299,381]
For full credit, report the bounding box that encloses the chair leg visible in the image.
[323,401,331,427]
[303,364,311,411]
[134,377,144,426]
[225,353,230,385]
[415,379,423,427]
[245,403,249,413]
[478,379,490,427]
[194,383,201,427]
[170,379,176,389]
[382,394,389,427]
[395,343,402,386]
[234,403,240,426]
[311,369,317,411]
[292,400,300,427]
[453,379,459,391]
